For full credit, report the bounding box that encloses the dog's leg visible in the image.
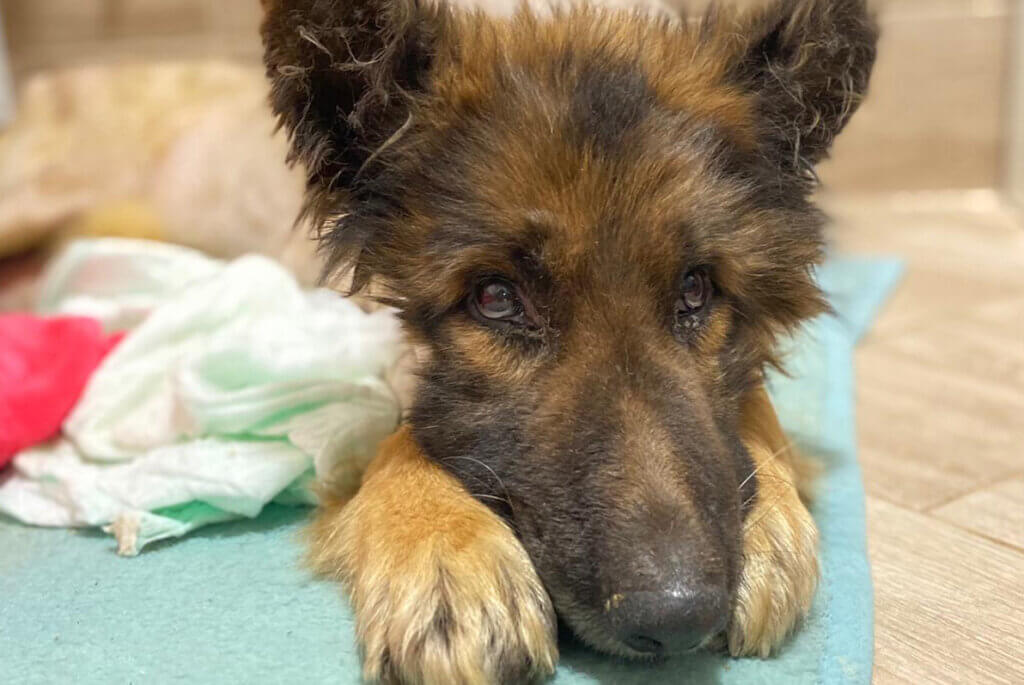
[729,386,819,657]
[308,426,558,684]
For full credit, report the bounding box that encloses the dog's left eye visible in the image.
[676,268,713,317]
[470,278,529,326]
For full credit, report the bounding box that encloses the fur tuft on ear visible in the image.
[261,0,444,215]
[730,0,877,177]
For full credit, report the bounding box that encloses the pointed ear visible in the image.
[261,0,444,205]
[729,0,878,174]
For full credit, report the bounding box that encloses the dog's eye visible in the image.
[471,278,526,324]
[676,268,712,315]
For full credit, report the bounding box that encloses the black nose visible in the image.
[610,585,729,655]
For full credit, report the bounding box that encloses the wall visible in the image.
[0,0,1017,194]
[1007,0,1024,206]
[0,10,13,126]
[820,0,1014,193]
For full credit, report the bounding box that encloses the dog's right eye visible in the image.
[470,278,530,326]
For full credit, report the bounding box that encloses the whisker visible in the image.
[441,455,508,492]
[741,470,798,511]
[440,455,516,513]
[469,493,511,504]
[737,440,794,492]
[742,489,789,533]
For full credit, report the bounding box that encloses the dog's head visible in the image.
[264,0,875,657]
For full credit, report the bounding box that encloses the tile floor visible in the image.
[826,190,1024,684]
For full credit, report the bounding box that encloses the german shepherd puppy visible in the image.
[262,0,877,681]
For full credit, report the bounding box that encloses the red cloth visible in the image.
[0,315,123,467]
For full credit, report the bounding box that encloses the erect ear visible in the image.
[729,0,877,175]
[261,0,444,206]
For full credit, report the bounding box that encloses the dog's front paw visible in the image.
[356,522,557,684]
[309,428,557,684]
[727,454,819,657]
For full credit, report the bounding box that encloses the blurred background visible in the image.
[2,1,1023,193]
[0,1,1021,683]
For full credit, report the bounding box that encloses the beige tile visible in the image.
[825,194,1024,335]
[971,298,1024,390]
[854,291,1024,511]
[856,332,1024,510]
[868,294,1024,395]
[833,197,1024,509]
[868,496,1024,684]
[932,478,1024,549]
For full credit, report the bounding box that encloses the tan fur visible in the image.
[449,321,541,385]
[308,427,558,684]
[729,385,819,657]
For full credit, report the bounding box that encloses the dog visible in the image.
[261,0,877,681]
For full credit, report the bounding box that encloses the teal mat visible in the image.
[0,256,902,684]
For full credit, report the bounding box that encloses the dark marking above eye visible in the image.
[569,58,654,152]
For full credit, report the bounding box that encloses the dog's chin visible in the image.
[549,584,734,661]
[558,604,651,660]
[549,591,723,661]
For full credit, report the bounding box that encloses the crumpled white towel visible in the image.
[0,239,402,554]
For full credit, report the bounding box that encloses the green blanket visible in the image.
[0,256,901,684]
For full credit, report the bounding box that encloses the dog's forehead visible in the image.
[432,10,756,146]
[418,13,757,278]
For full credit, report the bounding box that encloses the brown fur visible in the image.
[308,427,557,684]
[264,0,876,680]
[310,387,817,679]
